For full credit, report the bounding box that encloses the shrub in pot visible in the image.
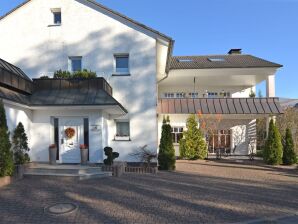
[104,147,119,166]
[80,144,89,165]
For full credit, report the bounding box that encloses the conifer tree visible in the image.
[158,116,176,170]
[282,128,297,165]
[183,114,207,160]
[12,122,30,165]
[0,100,14,177]
[263,119,283,165]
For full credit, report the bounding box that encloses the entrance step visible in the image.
[24,164,112,180]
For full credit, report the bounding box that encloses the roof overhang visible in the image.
[158,97,283,116]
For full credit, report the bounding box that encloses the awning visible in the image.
[158,98,283,115]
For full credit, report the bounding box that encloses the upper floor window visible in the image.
[189,92,199,98]
[115,54,129,74]
[164,92,175,98]
[68,56,82,72]
[176,92,186,98]
[51,9,61,25]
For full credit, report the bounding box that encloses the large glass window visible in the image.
[116,121,130,137]
[69,57,82,72]
[115,54,129,74]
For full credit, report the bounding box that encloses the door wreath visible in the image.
[65,127,75,138]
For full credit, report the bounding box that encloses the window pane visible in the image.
[54,12,61,24]
[171,133,176,143]
[116,56,129,73]
[70,58,82,72]
[116,122,130,136]
[177,133,183,143]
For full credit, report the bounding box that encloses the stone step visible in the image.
[25,167,103,175]
[23,164,112,180]
[23,172,112,180]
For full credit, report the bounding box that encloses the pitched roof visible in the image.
[0,58,31,81]
[170,55,283,70]
[158,98,283,115]
[0,0,173,42]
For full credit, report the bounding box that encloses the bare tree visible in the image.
[130,145,157,167]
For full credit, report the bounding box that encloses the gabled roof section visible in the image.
[170,55,283,70]
[0,0,173,42]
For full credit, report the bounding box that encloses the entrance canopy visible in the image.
[158,97,283,115]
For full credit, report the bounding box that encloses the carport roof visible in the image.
[158,98,283,115]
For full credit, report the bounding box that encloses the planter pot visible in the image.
[80,149,88,165]
[49,147,57,165]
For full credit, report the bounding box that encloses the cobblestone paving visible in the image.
[0,160,297,224]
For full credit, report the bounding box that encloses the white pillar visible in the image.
[266,75,276,137]
[266,75,275,97]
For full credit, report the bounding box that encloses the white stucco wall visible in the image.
[3,102,32,143]
[0,0,161,162]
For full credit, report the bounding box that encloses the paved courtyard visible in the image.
[0,160,297,224]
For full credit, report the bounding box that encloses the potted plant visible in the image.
[49,144,57,165]
[80,144,88,165]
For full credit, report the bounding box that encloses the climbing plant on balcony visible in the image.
[53,69,97,79]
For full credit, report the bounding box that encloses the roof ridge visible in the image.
[0,0,173,42]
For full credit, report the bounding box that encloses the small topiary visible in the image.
[282,128,297,165]
[104,147,119,165]
[12,122,30,165]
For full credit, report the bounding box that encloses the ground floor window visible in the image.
[116,121,130,137]
[207,130,231,153]
[171,126,183,143]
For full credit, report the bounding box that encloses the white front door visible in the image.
[59,117,84,163]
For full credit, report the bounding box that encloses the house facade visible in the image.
[0,0,282,163]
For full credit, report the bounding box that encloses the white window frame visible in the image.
[115,120,130,141]
[171,126,184,144]
[114,54,130,75]
[68,56,82,72]
[51,8,62,25]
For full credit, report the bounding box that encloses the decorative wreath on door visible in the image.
[65,127,75,139]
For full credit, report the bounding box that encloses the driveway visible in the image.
[0,160,297,224]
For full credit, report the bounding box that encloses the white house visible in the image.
[0,0,282,163]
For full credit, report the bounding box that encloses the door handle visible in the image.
[61,139,64,144]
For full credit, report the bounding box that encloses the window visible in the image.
[178,59,193,63]
[69,57,82,72]
[176,92,186,98]
[208,58,225,62]
[116,121,130,137]
[115,54,129,74]
[207,130,231,153]
[189,92,199,98]
[171,127,184,143]
[164,92,175,98]
[51,9,61,25]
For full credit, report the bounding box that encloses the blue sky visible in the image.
[1,0,298,98]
